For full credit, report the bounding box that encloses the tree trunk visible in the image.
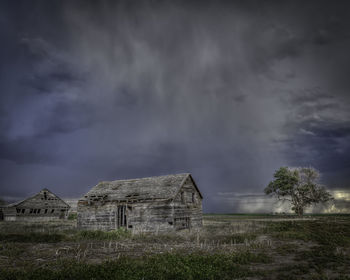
[295,206,303,216]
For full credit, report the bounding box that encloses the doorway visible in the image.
[116,205,127,228]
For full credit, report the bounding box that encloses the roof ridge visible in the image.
[108,173,190,183]
[83,173,192,201]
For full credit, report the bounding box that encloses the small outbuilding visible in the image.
[0,188,70,221]
[77,173,203,233]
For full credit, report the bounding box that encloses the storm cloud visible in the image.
[1,0,350,212]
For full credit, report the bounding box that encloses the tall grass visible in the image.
[75,228,131,240]
[0,232,65,243]
[0,251,270,280]
[264,220,350,247]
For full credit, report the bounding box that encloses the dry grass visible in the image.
[1,214,350,279]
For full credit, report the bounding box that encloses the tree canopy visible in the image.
[264,167,333,215]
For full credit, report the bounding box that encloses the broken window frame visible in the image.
[174,217,191,229]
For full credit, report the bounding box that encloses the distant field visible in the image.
[0,214,350,279]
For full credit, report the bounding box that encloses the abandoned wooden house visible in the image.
[0,188,70,221]
[77,173,203,233]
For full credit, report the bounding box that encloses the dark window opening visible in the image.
[174,217,190,229]
[168,221,173,225]
[181,192,185,203]
[45,209,48,214]
[21,209,25,214]
[30,209,33,214]
[128,225,133,228]
[44,192,47,200]
[16,208,21,213]
[37,209,41,214]
[51,209,55,213]
[33,209,37,214]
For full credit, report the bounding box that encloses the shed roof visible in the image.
[83,173,202,201]
[5,188,70,208]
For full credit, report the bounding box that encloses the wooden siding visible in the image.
[77,174,203,233]
[2,189,70,221]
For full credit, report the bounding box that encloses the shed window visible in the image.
[21,209,25,214]
[16,208,21,213]
[30,209,33,214]
[51,209,55,213]
[45,209,48,214]
[33,209,37,214]
[37,209,41,214]
[174,217,190,229]
[44,192,47,200]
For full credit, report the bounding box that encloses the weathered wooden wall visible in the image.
[77,200,175,233]
[2,189,70,221]
[77,176,203,233]
[172,176,203,230]
[127,201,175,233]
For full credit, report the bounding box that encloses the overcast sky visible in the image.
[1,0,350,212]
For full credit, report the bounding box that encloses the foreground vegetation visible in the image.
[0,214,350,279]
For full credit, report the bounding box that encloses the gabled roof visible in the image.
[5,188,70,208]
[83,173,202,201]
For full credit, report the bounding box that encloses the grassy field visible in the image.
[0,214,350,279]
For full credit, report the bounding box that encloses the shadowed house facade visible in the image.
[0,188,70,221]
[0,199,5,221]
[77,173,203,233]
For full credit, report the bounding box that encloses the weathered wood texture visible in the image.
[0,189,70,221]
[77,174,203,233]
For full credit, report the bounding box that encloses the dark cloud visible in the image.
[1,0,350,212]
[0,138,54,164]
